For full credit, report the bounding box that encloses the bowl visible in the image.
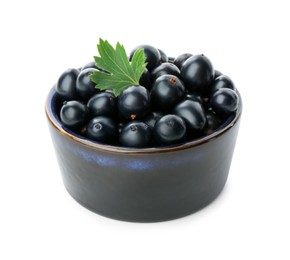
[45,87,242,222]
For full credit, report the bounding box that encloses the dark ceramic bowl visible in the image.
[45,87,242,222]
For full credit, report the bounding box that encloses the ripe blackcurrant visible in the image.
[76,68,99,101]
[119,121,152,148]
[180,54,214,93]
[173,100,206,131]
[85,116,118,144]
[118,85,151,120]
[129,45,161,71]
[210,88,239,116]
[150,74,186,111]
[87,92,117,117]
[60,100,88,129]
[153,114,187,145]
[56,68,79,100]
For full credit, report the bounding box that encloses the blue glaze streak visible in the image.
[77,149,117,167]
[55,133,204,170]
[122,159,154,171]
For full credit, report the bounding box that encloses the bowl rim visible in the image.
[45,87,242,154]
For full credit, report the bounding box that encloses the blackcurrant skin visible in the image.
[55,68,79,100]
[173,53,193,69]
[81,61,98,71]
[158,48,168,63]
[60,100,88,129]
[129,45,161,71]
[214,70,223,79]
[81,61,108,73]
[210,75,236,94]
[87,92,117,117]
[186,92,205,105]
[118,85,151,120]
[85,116,118,144]
[210,88,239,116]
[180,54,214,93]
[151,63,180,82]
[76,68,99,101]
[143,111,164,129]
[204,110,223,134]
[119,121,152,148]
[150,74,186,112]
[153,114,187,145]
[173,100,206,132]
[139,67,150,89]
[168,56,175,63]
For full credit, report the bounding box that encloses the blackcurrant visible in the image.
[151,63,180,82]
[214,70,223,79]
[143,112,164,129]
[81,61,108,73]
[168,56,175,63]
[119,121,152,148]
[81,61,98,71]
[85,116,118,144]
[173,53,193,69]
[139,68,150,89]
[118,85,150,120]
[87,92,117,117]
[60,100,88,129]
[186,92,205,105]
[150,74,186,111]
[180,54,214,93]
[158,49,168,63]
[129,45,161,71]
[204,110,223,134]
[153,114,187,145]
[173,100,206,131]
[210,75,236,94]
[210,88,239,116]
[76,68,99,101]
[55,68,79,100]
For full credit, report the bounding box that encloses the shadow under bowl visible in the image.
[45,87,242,222]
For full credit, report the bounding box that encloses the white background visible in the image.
[1,0,289,259]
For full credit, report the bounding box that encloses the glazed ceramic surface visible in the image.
[45,87,242,222]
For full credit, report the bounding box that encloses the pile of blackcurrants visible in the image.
[55,44,239,148]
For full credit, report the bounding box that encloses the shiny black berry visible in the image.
[168,56,175,63]
[173,53,193,69]
[210,88,239,116]
[153,114,187,145]
[150,75,186,111]
[87,92,117,117]
[118,85,150,120]
[119,121,152,148]
[204,110,223,134]
[60,100,88,129]
[81,61,108,73]
[139,68,150,89]
[81,61,98,70]
[151,63,180,82]
[158,49,168,63]
[55,68,79,100]
[210,75,236,94]
[214,70,223,79]
[85,116,117,144]
[143,112,164,129]
[173,100,206,131]
[129,45,161,71]
[180,54,214,93]
[76,68,99,101]
[186,92,205,105]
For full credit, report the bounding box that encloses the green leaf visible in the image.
[89,39,147,96]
